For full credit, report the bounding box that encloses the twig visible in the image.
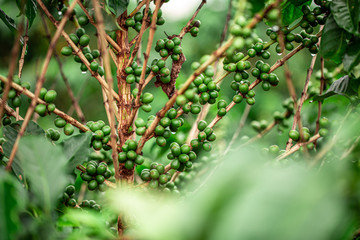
[40,14,86,123]
[310,107,354,167]
[37,0,121,103]
[128,0,161,128]
[223,104,251,156]
[0,99,24,120]
[315,57,325,145]
[6,1,78,171]
[0,76,88,131]
[179,0,207,38]
[76,0,121,52]
[92,0,120,180]
[18,20,29,78]
[129,0,147,17]
[0,19,24,122]
[127,0,151,67]
[67,77,88,116]
[277,133,321,160]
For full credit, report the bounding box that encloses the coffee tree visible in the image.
[1,0,360,239]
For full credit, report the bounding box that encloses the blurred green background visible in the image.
[1,0,360,239]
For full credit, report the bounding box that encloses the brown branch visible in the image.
[40,14,86,123]
[0,20,24,122]
[18,20,29,78]
[315,57,325,144]
[242,110,292,147]
[6,1,78,171]
[76,0,121,52]
[92,0,120,181]
[127,0,162,128]
[223,104,251,156]
[179,0,207,38]
[277,133,321,161]
[37,0,121,103]
[129,0,147,17]
[128,0,151,67]
[0,99,24,120]
[0,76,88,131]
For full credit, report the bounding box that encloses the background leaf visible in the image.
[25,0,37,28]
[248,0,266,15]
[2,121,45,179]
[106,0,129,17]
[320,15,347,64]
[0,8,17,33]
[343,37,360,72]
[108,147,348,240]
[61,132,92,172]
[18,135,68,213]
[281,0,311,25]
[331,0,359,34]
[0,170,26,240]
[313,75,359,101]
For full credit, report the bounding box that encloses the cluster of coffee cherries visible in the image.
[61,185,77,207]
[81,161,111,191]
[148,59,171,84]
[54,117,75,136]
[155,36,183,61]
[34,88,57,117]
[61,27,104,75]
[189,19,201,37]
[153,109,184,147]
[79,199,101,212]
[85,120,112,151]
[0,75,30,109]
[140,162,172,189]
[167,142,197,171]
[45,128,61,141]
[299,2,330,32]
[125,7,166,32]
[118,139,145,170]
[288,116,330,143]
[185,65,220,106]
[125,62,151,85]
[190,120,216,152]
[61,185,101,211]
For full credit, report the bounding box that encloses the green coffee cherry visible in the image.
[44,90,57,103]
[64,123,75,136]
[79,34,90,46]
[61,46,72,56]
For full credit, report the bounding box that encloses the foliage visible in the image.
[0,0,360,239]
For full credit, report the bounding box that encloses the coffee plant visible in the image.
[1,0,360,239]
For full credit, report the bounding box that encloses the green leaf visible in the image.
[320,15,347,64]
[249,0,266,15]
[61,132,92,172]
[0,170,26,240]
[343,37,360,72]
[18,135,68,213]
[25,0,37,28]
[281,0,311,25]
[2,121,45,179]
[0,8,17,33]
[289,0,311,6]
[108,147,347,240]
[106,0,129,17]
[331,0,359,34]
[313,75,358,101]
